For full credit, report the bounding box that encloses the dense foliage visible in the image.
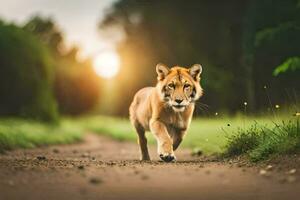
[23,16,102,115]
[0,22,58,121]
[54,56,101,115]
[0,16,101,120]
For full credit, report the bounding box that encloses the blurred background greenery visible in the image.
[0,0,299,158]
[1,0,299,119]
[101,0,300,115]
[0,17,102,121]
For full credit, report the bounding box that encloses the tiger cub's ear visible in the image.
[156,63,170,81]
[189,64,202,81]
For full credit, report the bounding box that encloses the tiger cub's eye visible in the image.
[184,84,191,89]
[168,83,175,89]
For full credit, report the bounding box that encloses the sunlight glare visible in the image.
[93,51,120,78]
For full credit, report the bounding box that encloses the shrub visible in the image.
[0,23,58,121]
[224,119,300,161]
[224,125,261,157]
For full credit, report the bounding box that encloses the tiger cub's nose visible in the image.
[175,99,183,104]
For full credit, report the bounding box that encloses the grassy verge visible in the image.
[1,114,297,161]
[79,115,289,154]
[224,119,300,161]
[0,118,83,152]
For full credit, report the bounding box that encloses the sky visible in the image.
[0,0,119,59]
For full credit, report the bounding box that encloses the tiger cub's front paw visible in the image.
[158,142,176,162]
[159,152,176,162]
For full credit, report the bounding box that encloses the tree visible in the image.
[244,0,300,109]
[54,49,101,115]
[24,16,102,115]
[23,16,63,54]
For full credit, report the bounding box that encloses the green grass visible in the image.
[224,119,300,161]
[0,118,83,152]
[79,115,290,154]
[1,114,296,161]
[79,116,137,141]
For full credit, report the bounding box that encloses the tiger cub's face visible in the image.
[156,64,203,112]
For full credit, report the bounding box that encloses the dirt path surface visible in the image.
[0,134,299,200]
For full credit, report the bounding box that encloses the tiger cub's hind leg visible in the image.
[134,122,150,161]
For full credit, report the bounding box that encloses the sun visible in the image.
[93,50,120,78]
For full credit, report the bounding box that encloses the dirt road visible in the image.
[0,134,299,200]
